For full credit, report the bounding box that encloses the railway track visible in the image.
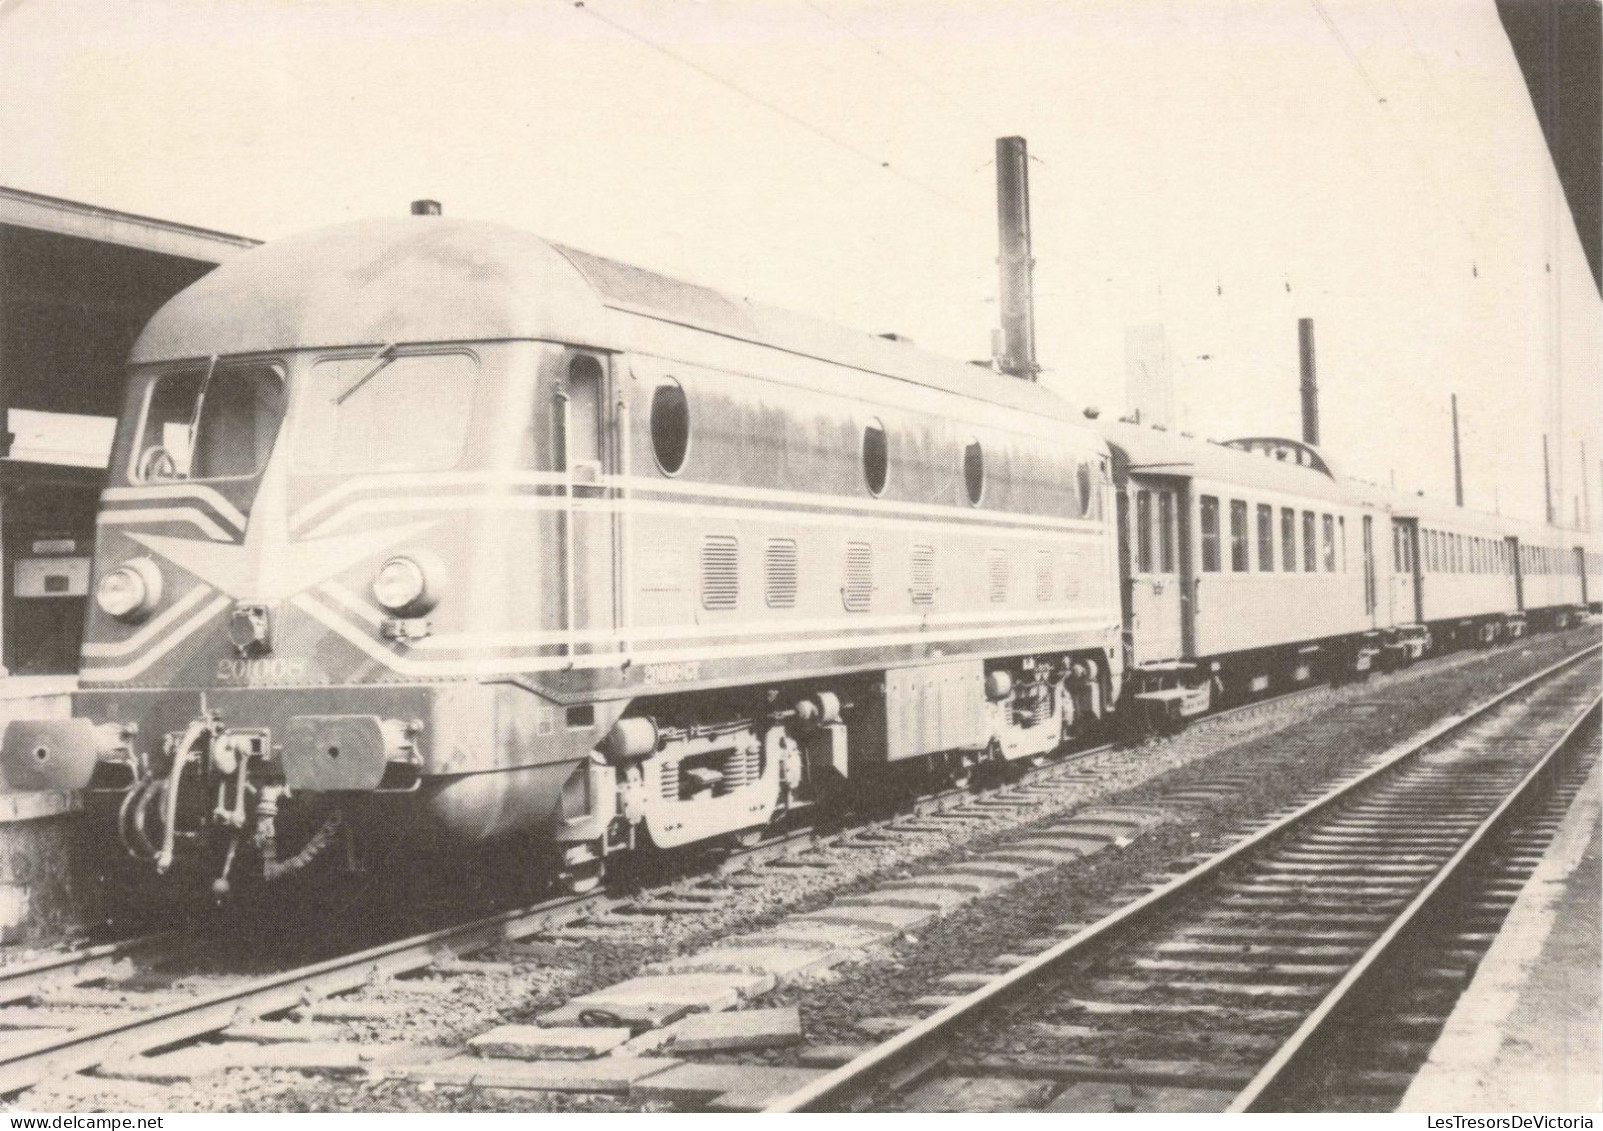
[0,637,1575,1106]
[768,644,1601,1113]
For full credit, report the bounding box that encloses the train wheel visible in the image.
[728,827,766,849]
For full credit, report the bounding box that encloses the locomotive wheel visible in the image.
[729,827,766,849]
[561,858,605,895]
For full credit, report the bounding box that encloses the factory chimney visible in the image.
[411,200,442,216]
[994,137,1039,380]
[1542,435,1554,524]
[1297,318,1319,446]
[1451,394,1464,506]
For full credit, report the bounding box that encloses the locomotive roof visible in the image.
[129,216,1101,434]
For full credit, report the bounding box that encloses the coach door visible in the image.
[1128,479,1185,664]
[1392,518,1422,624]
[561,354,619,650]
[1361,515,1378,627]
[1507,536,1524,611]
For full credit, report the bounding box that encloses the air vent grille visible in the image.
[765,539,798,608]
[701,536,739,610]
[843,541,873,611]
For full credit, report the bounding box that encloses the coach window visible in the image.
[1256,504,1274,571]
[1158,492,1176,572]
[1077,461,1094,517]
[1135,490,1154,573]
[1322,515,1336,572]
[1302,511,1316,572]
[1229,500,1249,572]
[1338,517,1347,571]
[650,380,691,475]
[963,440,985,505]
[1199,496,1221,572]
[1281,508,1297,571]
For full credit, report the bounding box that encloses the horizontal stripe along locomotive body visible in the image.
[97,506,238,543]
[315,578,1116,652]
[292,589,1112,680]
[80,583,217,658]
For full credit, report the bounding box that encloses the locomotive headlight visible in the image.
[95,560,163,622]
[372,555,437,616]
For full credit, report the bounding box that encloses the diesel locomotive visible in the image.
[1,213,1592,896]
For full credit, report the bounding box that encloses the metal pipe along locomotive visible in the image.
[1,214,1594,896]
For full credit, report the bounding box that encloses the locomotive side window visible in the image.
[1158,492,1175,572]
[1322,515,1336,572]
[298,351,474,473]
[963,440,985,505]
[1076,461,1093,517]
[133,362,285,482]
[1338,516,1347,572]
[1302,511,1316,572]
[1135,490,1153,572]
[1256,504,1274,571]
[1281,508,1297,572]
[649,381,691,476]
[1229,500,1248,572]
[862,420,889,496]
[1199,496,1221,572]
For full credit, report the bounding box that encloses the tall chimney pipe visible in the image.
[1297,317,1319,446]
[994,137,1038,380]
[411,199,442,216]
[1451,394,1464,506]
[1542,435,1554,524]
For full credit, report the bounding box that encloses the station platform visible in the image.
[0,675,86,941]
[1399,757,1601,1113]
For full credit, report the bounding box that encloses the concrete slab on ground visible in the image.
[223,1021,345,1043]
[468,1024,632,1061]
[883,872,1011,895]
[410,1054,681,1093]
[643,945,845,983]
[538,971,773,1029]
[102,1041,417,1082]
[739,919,890,951]
[662,1005,803,1052]
[632,1062,825,1110]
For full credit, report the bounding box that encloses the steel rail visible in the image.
[765,642,1601,1112]
[0,935,172,1003]
[0,889,605,1097]
[1226,691,1601,1111]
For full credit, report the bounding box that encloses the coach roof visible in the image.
[129,216,1100,430]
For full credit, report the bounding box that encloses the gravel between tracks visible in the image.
[14,629,1594,1114]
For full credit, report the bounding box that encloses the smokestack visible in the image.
[1451,394,1464,506]
[994,137,1038,380]
[411,199,442,216]
[1298,317,1319,446]
[1543,435,1554,523]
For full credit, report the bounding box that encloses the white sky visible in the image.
[0,0,1596,528]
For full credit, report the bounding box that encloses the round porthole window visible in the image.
[650,381,690,475]
[963,440,984,506]
[1076,460,1092,516]
[863,420,888,497]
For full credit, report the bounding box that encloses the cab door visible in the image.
[1127,479,1184,665]
[560,353,618,650]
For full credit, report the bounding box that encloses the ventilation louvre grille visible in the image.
[910,544,936,606]
[701,536,739,610]
[987,548,1009,603]
[765,539,798,608]
[843,541,873,611]
[1035,550,1055,602]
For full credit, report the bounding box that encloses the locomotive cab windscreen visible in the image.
[125,348,482,483]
